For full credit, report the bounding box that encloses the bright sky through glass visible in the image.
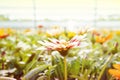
[0,0,120,20]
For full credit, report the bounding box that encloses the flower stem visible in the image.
[64,57,67,80]
[2,62,4,69]
[98,54,113,80]
[48,67,50,80]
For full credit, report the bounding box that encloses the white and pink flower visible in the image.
[38,35,87,56]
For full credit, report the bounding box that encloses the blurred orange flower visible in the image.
[24,28,31,33]
[37,24,43,28]
[95,33,113,44]
[92,30,100,36]
[0,28,10,39]
[108,64,120,79]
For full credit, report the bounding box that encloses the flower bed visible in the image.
[0,27,120,80]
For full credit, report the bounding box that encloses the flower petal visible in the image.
[108,69,120,79]
[113,64,120,70]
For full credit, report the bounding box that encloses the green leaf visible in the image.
[23,64,48,80]
[69,58,80,76]
[51,54,64,80]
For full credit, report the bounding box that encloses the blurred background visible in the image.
[0,0,120,29]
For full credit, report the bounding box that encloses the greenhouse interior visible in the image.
[0,0,120,80]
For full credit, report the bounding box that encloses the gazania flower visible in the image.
[115,30,120,35]
[38,35,86,56]
[0,28,9,39]
[37,24,43,28]
[67,31,76,39]
[108,64,120,79]
[92,30,100,36]
[24,28,31,33]
[0,34,9,39]
[95,33,113,44]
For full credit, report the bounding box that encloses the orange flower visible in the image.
[105,33,113,41]
[37,24,43,28]
[113,64,120,70]
[0,34,9,39]
[108,64,120,79]
[95,33,113,44]
[0,28,9,39]
[24,28,31,33]
[92,30,100,36]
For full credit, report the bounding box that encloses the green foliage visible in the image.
[69,58,81,76]
[51,53,64,80]
[23,64,49,80]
